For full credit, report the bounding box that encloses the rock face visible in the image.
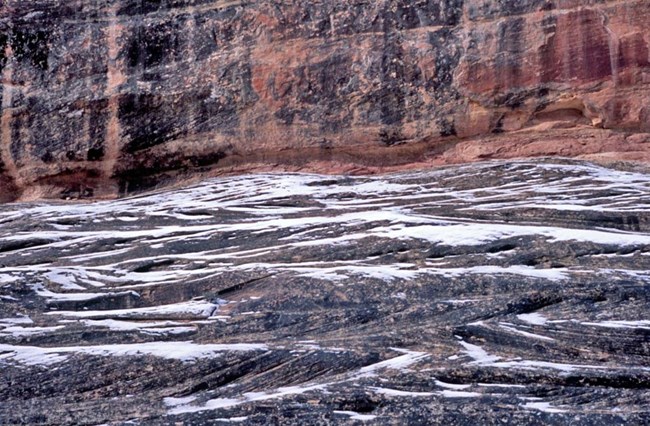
[1,159,650,424]
[0,0,649,201]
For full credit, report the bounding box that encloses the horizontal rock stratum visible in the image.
[0,0,649,201]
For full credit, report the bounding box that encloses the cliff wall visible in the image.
[1,0,649,200]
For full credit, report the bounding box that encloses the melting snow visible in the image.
[580,320,650,330]
[522,401,568,413]
[333,411,377,421]
[45,300,219,319]
[166,383,328,415]
[517,313,548,325]
[0,341,268,366]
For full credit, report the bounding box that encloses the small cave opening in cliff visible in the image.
[533,107,591,126]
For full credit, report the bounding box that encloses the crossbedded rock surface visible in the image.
[1,159,649,424]
[1,1,649,200]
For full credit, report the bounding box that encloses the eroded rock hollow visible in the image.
[0,0,649,201]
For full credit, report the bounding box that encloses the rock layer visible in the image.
[1,159,650,424]
[0,0,649,200]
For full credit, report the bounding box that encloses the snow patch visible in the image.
[517,313,548,325]
[333,411,377,421]
[0,341,267,366]
[522,401,568,413]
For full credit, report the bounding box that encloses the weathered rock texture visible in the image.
[1,159,650,424]
[0,0,649,200]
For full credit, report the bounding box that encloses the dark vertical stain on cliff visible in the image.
[0,34,7,74]
[496,17,525,88]
[88,99,110,162]
[193,14,219,61]
[428,28,462,99]
[195,59,256,135]
[118,0,166,17]
[294,54,355,133]
[10,29,49,72]
[387,0,464,29]
[377,4,406,145]
[10,114,23,167]
[539,14,559,84]
[618,34,650,71]
[428,28,462,136]
[119,94,185,153]
[560,11,612,83]
[126,21,180,75]
[578,12,612,82]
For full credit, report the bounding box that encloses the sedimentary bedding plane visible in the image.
[1,159,649,424]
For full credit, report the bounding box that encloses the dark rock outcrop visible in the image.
[0,0,649,201]
[1,159,650,424]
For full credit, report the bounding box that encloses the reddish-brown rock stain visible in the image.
[0,0,649,201]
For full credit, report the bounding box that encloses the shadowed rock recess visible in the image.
[0,0,649,200]
[1,159,650,424]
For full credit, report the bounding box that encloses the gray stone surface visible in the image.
[1,158,649,424]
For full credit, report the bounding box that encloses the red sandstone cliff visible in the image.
[0,0,648,200]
